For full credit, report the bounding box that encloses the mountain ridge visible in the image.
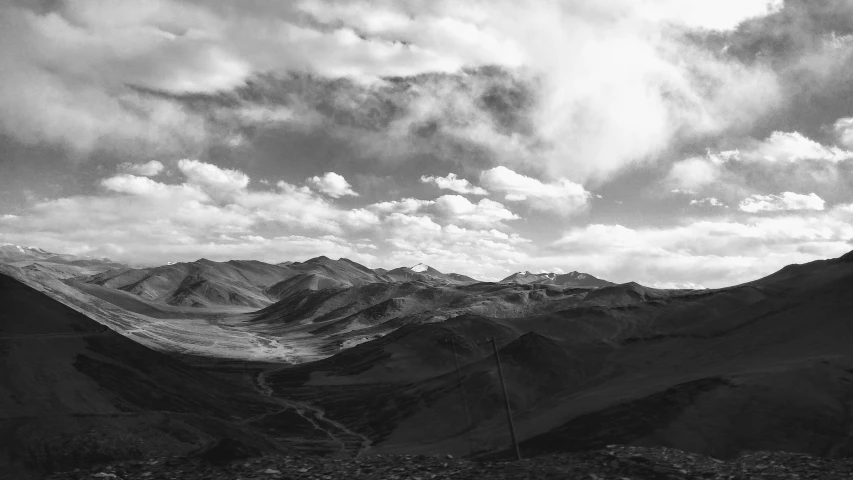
[499,270,615,288]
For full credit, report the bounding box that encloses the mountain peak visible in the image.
[411,263,430,273]
[499,269,614,288]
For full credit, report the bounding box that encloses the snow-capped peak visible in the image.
[411,263,429,273]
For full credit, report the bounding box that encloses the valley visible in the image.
[4,244,853,478]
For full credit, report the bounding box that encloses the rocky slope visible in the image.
[246,279,687,360]
[77,259,292,308]
[257,250,853,463]
[43,445,853,480]
[0,272,294,480]
[10,245,853,477]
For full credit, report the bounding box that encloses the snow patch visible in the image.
[411,263,429,273]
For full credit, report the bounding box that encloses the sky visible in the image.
[2,0,853,288]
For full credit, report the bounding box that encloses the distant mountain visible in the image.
[249,276,636,345]
[262,248,853,462]
[78,258,292,308]
[74,256,391,308]
[500,270,614,288]
[0,244,126,277]
[264,256,386,300]
[0,244,52,263]
[288,256,385,284]
[380,263,479,285]
[264,272,346,300]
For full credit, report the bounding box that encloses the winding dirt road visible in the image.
[249,365,373,457]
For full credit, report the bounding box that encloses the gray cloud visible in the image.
[0,0,788,184]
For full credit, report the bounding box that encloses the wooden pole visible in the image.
[450,336,474,455]
[490,337,521,461]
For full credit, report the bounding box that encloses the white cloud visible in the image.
[342,208,381,229]
[306,172,359,198]
[369,194,518,229]
[101,174,188,199]
[739,192,826,213]
[117,160,164,176]
[690,197,726,208]
[546,206,853,287]
[421,173,488,195]
[833,117,853,149]
[433,195,519,228]
[0,160,387,265]
[300,0,783,182]
[480,166,590,215]
[742,131,853,163]
[665,156,723,190]
[378,214,530,280]
[0,0,785,179]
[664,131,853,195]
[0,160,531,275]
[628,0,783,30]
[178,158,250,199]
[368,198,435,214]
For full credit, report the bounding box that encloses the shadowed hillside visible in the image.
[259,250,853,461]
[0,273,299,479]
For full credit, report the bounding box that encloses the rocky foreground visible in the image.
[44,444,853,480]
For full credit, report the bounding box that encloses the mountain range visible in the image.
[4,244,853,478]
[499,270,614,287]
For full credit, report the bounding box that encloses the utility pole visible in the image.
[489,337,522,461]
[449,336,474,455]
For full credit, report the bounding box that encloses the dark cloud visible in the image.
[692,0,853,141]
[133,67,540,178]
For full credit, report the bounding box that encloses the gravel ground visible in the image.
[43,444,853,480]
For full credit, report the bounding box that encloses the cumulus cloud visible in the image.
[306,172,359,198]
[369,198,435,214]
[433,195,519,228]
[545,205,853,287]
[421,173,488,195]
[690,197,726,208]
[179,159,249,190]
[379,213,530,280]
[100,174,187,199]
[740,132,853,163]
[0,160,387,264]
[0,159,530,275]
[368,194,519,229]
[834,117,853,148]
[480,166,591,215]
[664,131,853,196]
[117,160,165,176]
[739,192,825,213]
[6,0,853,286]
[665,155,726,190]
[0,0,789,181]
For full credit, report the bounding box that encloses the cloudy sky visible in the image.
[2,0,853,287]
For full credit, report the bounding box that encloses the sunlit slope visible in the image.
[0,273,283,478]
